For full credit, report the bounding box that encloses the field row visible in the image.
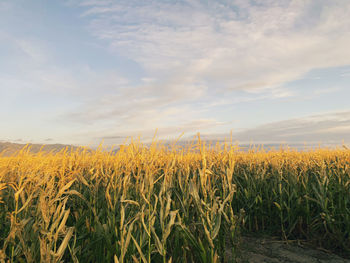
[0,143,349,262]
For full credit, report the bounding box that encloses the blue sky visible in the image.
[1,0,350,146]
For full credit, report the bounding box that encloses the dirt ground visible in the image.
[236,236,350,263]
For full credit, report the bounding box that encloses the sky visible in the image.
[1,0,350,147]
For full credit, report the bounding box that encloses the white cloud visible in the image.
[0,34,128,97]
[76,118,227,145]
[203,110,350,144]
[62,0,350,135]
[313,87,341,95]
[15,39,49,65]
[78,0,350,94]
[3,0,350,144]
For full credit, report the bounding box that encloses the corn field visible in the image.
[0,140,349,262]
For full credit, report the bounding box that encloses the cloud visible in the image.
[2,1,350,145]
[60,0,350,137]
[340,69,350,77]
[91,110,350,146]
[313,87,341,95]
[204,110,350,144]
[0,35,128,98]
[74,118,226,145]
[15,39,49,65]
[78,0,350,93]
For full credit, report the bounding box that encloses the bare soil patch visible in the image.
[236,236,350,263]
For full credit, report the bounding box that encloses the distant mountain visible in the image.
[0,142,79,156]
[0,140,342,157]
